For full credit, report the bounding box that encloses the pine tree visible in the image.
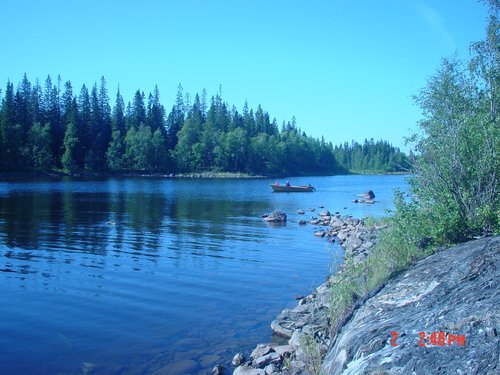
[106,130,125,171]
[28,122,52,170]
[62,122,82,174]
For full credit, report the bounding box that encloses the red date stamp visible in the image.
[391,331,466,347]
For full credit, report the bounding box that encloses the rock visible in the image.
[233,364,265,375]
[289,329,305,350]
[264,363,277,375]
[290,360,306,371]
[364,199,375,204]
[297,209,305,215]
[273,345,293,358]
[253,352,280,368]
[298,219,307,225]
[357,190,375,199]
[309,208,315,212]
[232,353,245,367]
[344,237,363,253]
[336,230,349,241]
[264,210,287,223]
[330,217,344,228]
[212,364,225,375]
[321,236,500,375]
[319,210,331,217]
[314,231,326,237]
[250,344,274,360]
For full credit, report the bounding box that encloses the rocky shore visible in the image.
[231,212,385,375]
[229,213,500,375]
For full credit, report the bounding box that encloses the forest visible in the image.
[0,76,409,176]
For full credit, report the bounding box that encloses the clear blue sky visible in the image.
[0,0,489,150]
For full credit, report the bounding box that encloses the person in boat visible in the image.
[286,180,290,187]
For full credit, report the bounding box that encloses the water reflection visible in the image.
[0,188,272,271]
[0,176,407,374]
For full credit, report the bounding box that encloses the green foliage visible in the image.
[329,1,500,340]
[300,334,323,375]
[0,74,406,176]
[106,130,125,171]
[410,45,499,239]
[28,122,52,170]
[334,139,410,173]
[125,124,153,170]
[62,122,82,174]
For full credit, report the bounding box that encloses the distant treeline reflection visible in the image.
[0,190,266,258]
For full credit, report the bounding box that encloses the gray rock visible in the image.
[330,217,344,228]
[319,210,331,217]
[290,360,306,371]
[357,190,375,199]
[289,329,305,350]
[264,363,277,375]
[232,353,245,367]
[336,230,349,241]
[297,209,305,215]
[264,210,287,223]
[273,345,293,358]
[233,365,265,375]
[250,344,274,360]
[321,236,500,375]
[253,352,280,368]
[344,237,363,253]
[212,364,225,375]
[298,219,307,225]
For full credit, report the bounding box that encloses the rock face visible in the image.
[322,236,500,375]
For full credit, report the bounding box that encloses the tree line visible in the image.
[333,139,411,173]
[0,77,408,176]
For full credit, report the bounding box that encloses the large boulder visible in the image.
[357,190,375,199]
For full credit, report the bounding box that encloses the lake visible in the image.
[0,174,408,375]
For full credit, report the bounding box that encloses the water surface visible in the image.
[0,175,407,374]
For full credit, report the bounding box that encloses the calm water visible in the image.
[0,175,407,375]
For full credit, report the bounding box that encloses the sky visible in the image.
[0,0,490,151]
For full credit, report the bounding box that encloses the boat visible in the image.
[270,183,315,192]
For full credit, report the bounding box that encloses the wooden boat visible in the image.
[270,183,315,192]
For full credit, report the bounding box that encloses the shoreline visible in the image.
[0,170,411,181]
[0,171,266,180]
[230,212,386,375]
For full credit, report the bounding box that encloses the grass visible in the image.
[327,211,436,339]
[300,334,323,375]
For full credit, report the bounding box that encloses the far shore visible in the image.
[0,170,411,181]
